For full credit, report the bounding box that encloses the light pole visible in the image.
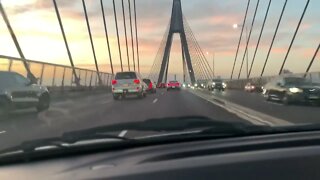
[233,24,249,79]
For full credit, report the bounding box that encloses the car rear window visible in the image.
[115,72,137,80]
[212,79,222,82]
[143,79,151,84]
[169,81,178,83]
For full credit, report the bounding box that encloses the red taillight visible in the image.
[134,79,140,84]
[149,83,152,89]
[112,80,117,85]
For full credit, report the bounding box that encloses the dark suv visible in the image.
[0,71,50,115]
[263,76,320,105]
[207,79,227,91]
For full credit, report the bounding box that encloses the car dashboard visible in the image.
[1,131,320,180]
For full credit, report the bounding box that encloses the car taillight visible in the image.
[112,80,117,85]
[149,83,152,89]
[134,79,140,84]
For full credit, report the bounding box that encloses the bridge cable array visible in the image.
[232,0,314,79]
[237,0,260,80]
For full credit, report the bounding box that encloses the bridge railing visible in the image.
[226,72,320,90]
[0,55,112,93]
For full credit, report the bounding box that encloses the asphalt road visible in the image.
[0,89,247,150]
[196,88,320,124]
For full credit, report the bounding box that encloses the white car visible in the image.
[112,71,147,100]
[0,71,50,115]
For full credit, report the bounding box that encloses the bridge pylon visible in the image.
[157,0,196,84]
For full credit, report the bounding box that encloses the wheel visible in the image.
[282,93,291,105]
[0,98,10,117]
[113,94,120,100]
[37,93,50,112]
[264,90,271,101]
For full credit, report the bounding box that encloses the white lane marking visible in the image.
[188,90,293,126]
[118,130,128,137]
[0,131,6,135]
[153,98,158,104]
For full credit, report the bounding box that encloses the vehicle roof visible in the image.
[116,71,137,74]
[0,71,17,75]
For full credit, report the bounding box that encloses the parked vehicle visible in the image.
[0,71,50,115]
[263,76,320,105]
[112,71,147,100]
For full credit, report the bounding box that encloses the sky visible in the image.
[0,0,319,80]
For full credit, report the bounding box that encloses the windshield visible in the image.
[212,79,222,83]
[0,0,320,160]
[284,77,309,86]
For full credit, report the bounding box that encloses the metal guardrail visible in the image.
[0,55,113,92]
[226,72,320,89]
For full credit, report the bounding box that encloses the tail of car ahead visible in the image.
[167,81,181,91]
[111,72,147,100]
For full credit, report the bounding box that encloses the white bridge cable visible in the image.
[183,16,213,80]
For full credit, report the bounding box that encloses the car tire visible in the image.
[0,98,10,117]
[37,93,50,112]
[113,94,120,100]
[282,93,291,105]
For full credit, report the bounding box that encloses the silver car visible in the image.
[0,71,50,115]
[112,71,147,100]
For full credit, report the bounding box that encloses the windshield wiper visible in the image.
[0,133,131,154]
[0,116,258,155]
[66,116,250,135]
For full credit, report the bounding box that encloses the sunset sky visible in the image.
[0,0,319,79]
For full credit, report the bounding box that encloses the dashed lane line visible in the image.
[0,130,6,135]
[153,98,158,104]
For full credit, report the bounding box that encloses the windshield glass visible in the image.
[284,77,309,86]
[0,0,319,159]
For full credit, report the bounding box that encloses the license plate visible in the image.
[123,84,129,87]
[172,86,176,88]
[123,89,128,93]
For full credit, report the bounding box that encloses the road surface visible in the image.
[0,89,247,150]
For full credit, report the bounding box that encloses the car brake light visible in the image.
[149,82,152,89]
[134,79,140,84]
[112,80,117,85]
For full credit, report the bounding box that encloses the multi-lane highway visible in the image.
[0,89,246,150]
[1,88,319,150]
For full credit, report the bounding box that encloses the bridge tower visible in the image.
[157,0,196,84]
